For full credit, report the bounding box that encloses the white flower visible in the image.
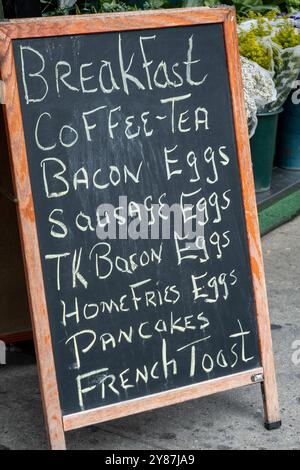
[241,57,277,137]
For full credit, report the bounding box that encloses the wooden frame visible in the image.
[0,7,280,450]
[0,109,32,344]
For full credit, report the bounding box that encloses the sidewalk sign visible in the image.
[0,8,281,450]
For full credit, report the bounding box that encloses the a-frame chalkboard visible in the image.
[0,8,281,450]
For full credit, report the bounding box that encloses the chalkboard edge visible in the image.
[63,367,263,432]
[0,7,232,40]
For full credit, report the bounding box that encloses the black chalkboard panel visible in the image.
[13,24,260,416]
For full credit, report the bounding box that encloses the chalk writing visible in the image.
[13,24,260,416]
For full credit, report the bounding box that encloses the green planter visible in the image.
[276,94,300,170]
[250,109,282,193]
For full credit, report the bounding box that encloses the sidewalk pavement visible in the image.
[1,216,300,450]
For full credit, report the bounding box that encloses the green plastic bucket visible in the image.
[276,95,300,170]
[250,109,282,193]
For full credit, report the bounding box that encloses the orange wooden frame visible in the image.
[0,7,280,450]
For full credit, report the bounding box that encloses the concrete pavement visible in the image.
[1,216,300,450]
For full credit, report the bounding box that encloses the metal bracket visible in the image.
[251,373,264,384]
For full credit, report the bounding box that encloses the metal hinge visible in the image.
[251,373,264,384]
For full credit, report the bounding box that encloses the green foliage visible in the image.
[41,1,135,15]
[199,1,299,14]
[249,16,273,36]
[238,30,273,69]
[238,14,300,111]
[39,1,300,17]
[143,0,168,10]
[285,0,300,11]
[40,0,179,15]
[184,0,278,16]
[99,1,136,12]
[273,24,300,48]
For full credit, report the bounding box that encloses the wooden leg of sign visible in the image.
[35,352,67,450]
[42,405,66,450]
[259,324,281,430]
[223,8,282,432]
[256,299,281,430]
[261,377,282,431]
[46,426,66,451]
[255,297,281,430]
